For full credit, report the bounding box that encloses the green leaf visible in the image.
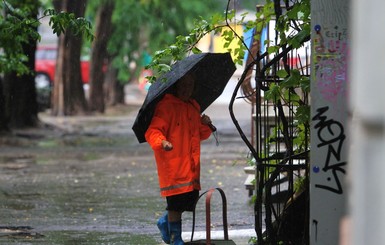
[281,69,301,88]
[158,64,171,73]
[300,76,310,93]
[295,105,310,125]
[191,47,201,54]
[267,45,279,54]
[289,25,310,48]
[276,69,288,78]
[265,83,281,103]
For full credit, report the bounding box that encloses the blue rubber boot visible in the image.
[169,220,184,245]
[157,212,170,244]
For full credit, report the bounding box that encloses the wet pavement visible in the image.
[0,100,256,245]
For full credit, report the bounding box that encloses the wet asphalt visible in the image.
[0,100,256,245]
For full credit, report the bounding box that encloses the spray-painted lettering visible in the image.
[312,219,319,241]
[312,106,346,194]
[313,24,349,103]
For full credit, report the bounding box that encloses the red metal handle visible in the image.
[190,187,229,244]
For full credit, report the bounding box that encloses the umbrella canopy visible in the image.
[132,52,236,143]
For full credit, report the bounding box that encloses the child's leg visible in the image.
[157,211,170,244]
[165,190,199,245]
[168,219,184,245]
[168,210,182,222]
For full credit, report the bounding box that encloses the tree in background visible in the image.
[51,0,89,116]
[0,0,93,131]
[1,0,40,130]
[0,0,223,129]
[103,0,224,104]
[88,0,114,113]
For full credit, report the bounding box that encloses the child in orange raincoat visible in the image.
[145,73,213,245]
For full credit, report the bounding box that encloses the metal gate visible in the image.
[240,14,311,244]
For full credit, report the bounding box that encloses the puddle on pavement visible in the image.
[37,135,132,148]
[0,151,163,245]
[0,230,159,244]
[0,110,254,245]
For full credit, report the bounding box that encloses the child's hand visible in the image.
[201,114,216,132]
[201,114,212,125]
[162,140,173,151]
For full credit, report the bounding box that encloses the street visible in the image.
[0,97,256,245]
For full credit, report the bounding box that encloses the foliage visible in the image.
[294,176,307,193]
[260,0,311,154]
[47,9,94,41]
[146,7,245,83]
[0,0,93,75]
[104,0,224,83]
[0,0,40,75]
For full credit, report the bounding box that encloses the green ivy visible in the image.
[0,1,93,75]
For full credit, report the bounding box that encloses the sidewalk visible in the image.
[182,229,256,245]
[0,83,256,244]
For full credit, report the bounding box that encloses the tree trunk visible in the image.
[88,0,115,113]
[104,60,124,106]
[51,0,88,116]
[4,64,39,129]
[0,78,9,132]
[1,1,39,130]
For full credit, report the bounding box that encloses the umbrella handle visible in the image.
[202,113,216,132]
[208,123,217,132]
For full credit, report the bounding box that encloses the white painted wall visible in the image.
[349,0,385,244]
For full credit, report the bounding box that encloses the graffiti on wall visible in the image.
[312,106,346,194]
[310,2,349,242]
[313,24,349,103]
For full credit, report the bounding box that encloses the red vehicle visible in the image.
[34,45,91,110]
[35,45,90,87]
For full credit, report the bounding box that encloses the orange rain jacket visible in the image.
[145,94,212,197]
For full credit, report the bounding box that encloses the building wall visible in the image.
[310,0,350,244]
[349,0,385,244]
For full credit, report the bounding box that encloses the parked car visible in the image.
[35,45,90,84]
[34,45,91,110]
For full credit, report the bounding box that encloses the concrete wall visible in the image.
[349,0,385,244]
[310,0,349,244]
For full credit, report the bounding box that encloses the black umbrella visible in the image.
[132,52,236,143]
